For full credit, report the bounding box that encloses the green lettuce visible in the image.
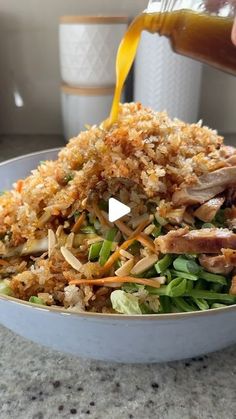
[111,290,142,315]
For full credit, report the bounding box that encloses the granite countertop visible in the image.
[0,135,236,419]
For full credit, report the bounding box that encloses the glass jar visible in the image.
[144,0,236,74]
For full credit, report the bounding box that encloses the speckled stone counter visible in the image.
[0,135,236,419]
[0,325,236,419]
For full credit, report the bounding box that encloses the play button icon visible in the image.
[108,197,131,223]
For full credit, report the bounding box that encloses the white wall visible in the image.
[0,0,235,134]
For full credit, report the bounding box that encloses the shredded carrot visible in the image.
[101,219,157,273]
[16,179,24,193]
[115,220,156,252]
[137,234,156,253]
[72,212,85,233]
[0,259,9,266]
[69,276,161,288]
[93,203,111,227]
[101,237,136,273]
[114,220,131,236]
[130,219,150,237]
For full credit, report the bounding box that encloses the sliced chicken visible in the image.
[155,227,236,254]
[194,197,224,222]
[199,254,233,275]
[172,167,236,206]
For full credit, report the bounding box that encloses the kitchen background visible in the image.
[0,0,235,136]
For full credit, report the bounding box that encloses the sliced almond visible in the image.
[144,224,155,235]
[87,237,103,245]
[61,246,82,271]
[119,249,134,260]
[56,225,63,237]
[65,232,75,248]
[48,229,56,258]
[151,276,166,285]
[115,259,134,277]
[21,237,48,255]
[130,254,158,276]
[37,210,51,228]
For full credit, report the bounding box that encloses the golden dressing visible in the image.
[107,10,235,126]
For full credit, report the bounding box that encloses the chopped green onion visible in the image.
[202,223,215,229]
[80,226,96,234]
[155,213,168,226]
[173,257,201,274]
[164,269,172,283]
[172,297,198,312]
[186,280,194,292]
[194,278,206,290]
[39,160,46,165]
[159,296,172,313]
[211,303,228,309]
[166,277,187,297]
[187,289,236,304]
[29,296,46,305]
[0,280,13,296]
[211,282,223,293]
[88,241,103,261]
[170,269,198,281]
[151,225,162,238]
[146,286,236,304]
[98,228,117,266]
[155,254,174,274]
[191,297,209,310]
[122,283,142,293]
[73,210,81,219]
[199,270,227,285]
[146,285,168,295]
[64,173,74,183]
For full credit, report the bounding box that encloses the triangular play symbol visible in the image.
[108,197,131,222]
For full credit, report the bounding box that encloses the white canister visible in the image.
[59,16,128,87]
[134,32,203,123]
[61,84,117,140]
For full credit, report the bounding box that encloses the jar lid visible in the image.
[61,84,115,96]
[60,15,128,24]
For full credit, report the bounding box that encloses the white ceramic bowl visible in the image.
[59,16,128,86]
[0,149,236,363]
[61,84,116,140]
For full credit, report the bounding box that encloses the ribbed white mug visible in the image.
[59,16,128,87]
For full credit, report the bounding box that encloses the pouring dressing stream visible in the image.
[107,6,236,127]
